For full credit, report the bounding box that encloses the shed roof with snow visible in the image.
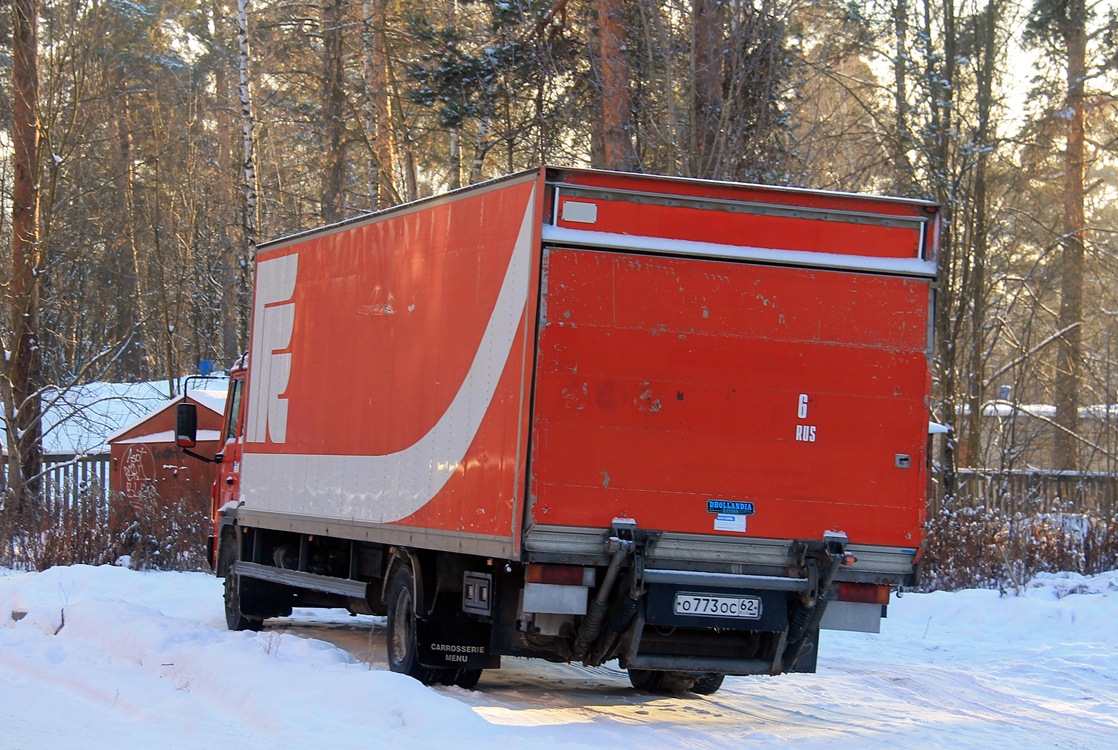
[107,388,228,447]
[3,377,230,457]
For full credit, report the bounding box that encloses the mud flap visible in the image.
[789,628,819,673]
[416,615,501,671]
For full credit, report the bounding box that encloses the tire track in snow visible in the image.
[274,612,1118,749]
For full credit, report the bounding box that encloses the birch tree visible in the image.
[237,0,259,349]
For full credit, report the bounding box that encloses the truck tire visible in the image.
[224,570,264,632]
[627,669,665,691]
[690,673,725,695]
[218,535,264,632]
[630,669,722,694]
[442,669,482,690]
[386,566,443,685]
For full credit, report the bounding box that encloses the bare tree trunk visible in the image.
[448,129,461,190]
[237,0,258,350]
[964,0,999,468]
[370,0,397,207]
[321,0,347,223]
[9,0,43,513]
[147,157,178,397]
[470,105,492,184]
[361,0,378,206]
[928,0,959,500]
[891,0,915,195]
[213,12,242,365]
[1054,0,1087,471]
[596,0,634,171]
[691,0,723,178]
[114,102,147,376]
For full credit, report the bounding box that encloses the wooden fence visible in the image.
[13,454,1118,522]
[0,453,112,510]
[940,468,1118,516]
[45,453,111,506]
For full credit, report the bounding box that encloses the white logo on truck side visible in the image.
[247,254,299,444]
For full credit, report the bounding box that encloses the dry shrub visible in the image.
[5,481,1115,589]
[0,482,210,572]
[922,503,1118,592]
[105,486,212,571]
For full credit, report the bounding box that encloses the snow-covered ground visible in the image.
[1,565,1115,749]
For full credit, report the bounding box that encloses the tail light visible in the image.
[526,563,596,587]
[837,582,891,605]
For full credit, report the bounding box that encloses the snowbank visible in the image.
[1,565,1115,749]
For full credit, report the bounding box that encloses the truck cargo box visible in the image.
[237,168,935,570]
[188,167,939,690]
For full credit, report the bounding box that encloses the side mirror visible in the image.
[176,403,199,448]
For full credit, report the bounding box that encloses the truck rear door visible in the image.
[527,245,932,552]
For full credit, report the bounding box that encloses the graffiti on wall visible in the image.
[120,444,192,500]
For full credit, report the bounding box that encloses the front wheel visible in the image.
[386,565,442,684]
[218,536,263,632]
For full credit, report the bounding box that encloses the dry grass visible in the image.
[5,484,1116,590]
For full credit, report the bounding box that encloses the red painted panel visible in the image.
[111,441,219,517]
[550,168,938,261]
[554,168,933,220]
[391,315,532,538]
[530,248,931,548]
[238,174,543,551]
[254,179,536,457]
[555,194,924,259]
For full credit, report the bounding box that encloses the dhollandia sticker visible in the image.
[708,500,754,533]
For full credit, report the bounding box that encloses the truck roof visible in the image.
[259,167,939,254]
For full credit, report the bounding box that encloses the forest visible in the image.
[1,0,1117,584]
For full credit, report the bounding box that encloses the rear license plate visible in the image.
[673,592,762,619]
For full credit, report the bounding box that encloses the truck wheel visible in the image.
[690,673,725,695]
[224,570,264,632]
[627,668,665,691]
[386,566,441,685]
[452,669,483,690]
[218,536,263,632]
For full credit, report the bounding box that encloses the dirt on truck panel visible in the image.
[180,167,939,693]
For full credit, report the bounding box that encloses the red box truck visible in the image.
[178,167,939,692]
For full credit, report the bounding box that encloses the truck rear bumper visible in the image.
[524,524,918,585]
